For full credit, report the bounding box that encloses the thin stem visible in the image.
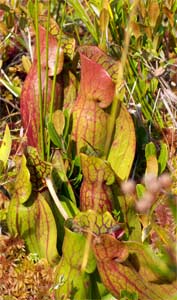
[35,0,44,159]
[46,177,68,220]
[104,0,139,158]
[46,2,66,161]
[44,0,51,123]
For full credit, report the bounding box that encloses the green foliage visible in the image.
[0,124,11,171]
[158,143,168,174]
[120,290,138,300]
[0,1,177,300]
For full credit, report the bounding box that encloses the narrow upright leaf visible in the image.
[0,124,12,168]
[158,142,168,174]
[108,104,136,180]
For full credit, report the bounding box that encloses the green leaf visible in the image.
[127,242,177,283]
[15,155,32,204]
[126,207,142,241]
[55,227,96,299]
[0,78,21,97]
[73,210,118,235]
[120,290,138,300]
[0,124,12,168]
[20,191,59,265]
[99,7,109,50]
[168,194,177,224]
[136,184,146,199]
[108,104,136,180]
[7,156,59,264]
[26,146,51,192]
[48,121,64,148]
[145,142,156,158]
[67,0,98,42]
[7,155,32,234]
[8,190,59,265]
[27,0,35,19]
[158,143,168,174]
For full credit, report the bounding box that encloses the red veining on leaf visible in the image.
[72,46,115,153]
[80,154,114,213]
[20,26,63,150]
[92,234,177,300]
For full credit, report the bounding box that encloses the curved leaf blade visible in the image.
[0,124,12,168]
[108,104,136,180]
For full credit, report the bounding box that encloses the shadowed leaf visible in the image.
[26,146,51,192]
[73,210,123,236]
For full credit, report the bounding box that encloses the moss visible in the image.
[0,235,54,300]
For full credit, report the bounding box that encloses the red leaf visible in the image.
[20,26,63,150]
[79,51,115,108]
[72,46,115,153]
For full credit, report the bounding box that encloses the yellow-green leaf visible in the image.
[52,110,65,136]
[0,124,12,168]
[55,227,96,299]
[15,155,32,204]
[108,104,136,180]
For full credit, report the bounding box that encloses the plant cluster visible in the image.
[0,1,177,300]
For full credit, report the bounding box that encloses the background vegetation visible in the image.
[0,0,177,299]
